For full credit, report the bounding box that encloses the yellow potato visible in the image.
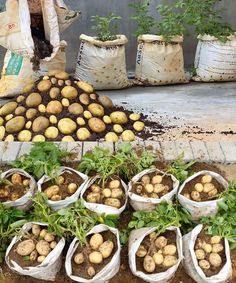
[61,86,78,99]
[0,102,18,116]
[26,121,32,129]
[133,121,145,132]
[136,245,147,257]
[143,255,155,273]
[77,128,91,141]
[77,81,94,93]
[77,117,86,126]
[46,101,63,114]
[68,103,84,115]
[16,239,36,256]
[129,113,141,121]
[88,118,106,133]
[90,233,104,250]
[49,115,57,124]
[88,103,104,117]
[98,95,113,108]
[62,136,75,142]
[0,117,4,126]
[110,111,128,124]
[0,126,5,141]
[99,240,114,258]
[11,173,22,185]
[45,127,59,139]
[84,110,92,119]
[105,132,119,142]
[36,240,51,256]
[58,118,77,134]
[38,104,46,113]
[122,130,135,142]
[37,80,52,92]
[49,87,60,99]
[103,115,112,124]
[61,98,70,107]
[55,71,69,80]
[44,185,60,199]
[5,114,13,121]
[74,253,84,265]
[32,135,45,142]
[89,251,103,264]
[18,130,32,142]
[5,134,14,141]
[113,124,123,133]
[79,93,90,105]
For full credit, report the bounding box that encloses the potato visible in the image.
[77,128,91,141]
[55,71,69,80]
[84,110,92,119]
[37,255,46,263]
[105,132,119,142]
[38,104,46,113]
[163,255,177,268]
[141,175,150,184]
[136,245,147,257]
[49,87,60,99]
[50,241,57,249]
[90,233,104,250]
[109,180,120,189]
[202,243,212,253]
[65,80,72,86]
[129,113,141,121]
[145,184,154,193]
[45,127,59,139]
[89,251,103,264]
[68,103,84,115]
[195,239,203,249]
[87,192,100,203]
[208,188,218,197]
[212,243,224,253]
[201,175,213,184]
[36,240,51,256]
[91,184,101,193]
[88,118,106,133]
[199,259,210,270]
[103,115,112,124]
[44,233,55,242]
[77,81,94,93]
[211,236,221,245]
[37,80,52,92]
[61,98,70,107]
[110,111,128,124]
[51,78,57,84]
[143,255,156,273]
[23,179,30,187]
[74,252,85,264]
[62,136,75,142]
[11,192,19,201]
[16,239,36,256]
[44,185,60,199]
[194,183,204,192]
[111,188,123,198]
[88,103,104,117]
[5,134,14,141]
[5,114,13,121]
[67,183,77,194]
[99,240,114,258]
[30,250,38,261]
[154,184,165,194]
[98,95,113,108]
[32,135,45,142]
[58,118,77,134]
[0,117,4,126]
[26,108,37,119]
[57,176,65,185]
[209,253,222,267]
[203,183,215,193]
[15,106,26,115]
[26,121,32,129]
[26,93,42,107]
[163,244,177,256]
[32,224,41,236]
[87,266,96,277]
[122,130,135,142]
[153,253,164,265]
[58,80,64,87]
[104,198,121,208]
[11,173,22,185]
[191,191,201,201]
[17,95,25,103]
[77,117,86,126]
[0,102,18,116]
[51,195,62,201]
[46,101,63,114]
[152,175,163,185]
[155,236,167,249]
[79,93,90,105]
[102,188,112,198]
[6,116,25,133]
[32,117,49,133]
[133,121,145,132]
[113,124,123,134]
[18,130,32,142]
[195,249,205,260]
[40,229,47,238]
[61,86,78,99]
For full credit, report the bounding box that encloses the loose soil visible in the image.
[136,230,177,274]
[71,230,117,279]
[194,229,226,277]
[181,175,225,201]
[0,175,30,202]
[84,176,126,207]
[41,170,84,200]
[132,172,173,198]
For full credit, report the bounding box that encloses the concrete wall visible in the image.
[0,0,236,73]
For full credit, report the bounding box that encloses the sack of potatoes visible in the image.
[5,222,65,281]
[0,169,37,211]
[38,167,88,211]
[183,224,232,283]
[0,70,146,142]
[178,171,228,221]
[65,224,121,282]
[80,175,128,215]
[129,226,183,283]
[128,168,179,211]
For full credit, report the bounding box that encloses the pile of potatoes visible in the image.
[43,175,79,201]
[134,174,170,199]
[86,179,124,209]
[0,173,30,202]
[183,175,219,202]
[137,232,178,273]
[0,70,145,142]
[194,234,224,274]
[73,232,115,278]
[15,224,58,264]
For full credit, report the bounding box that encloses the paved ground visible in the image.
[1,140,236,163]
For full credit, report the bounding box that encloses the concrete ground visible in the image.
[97,82,236,141]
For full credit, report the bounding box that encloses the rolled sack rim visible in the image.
[197,32,236,42]
[137,34,184,43]
[79,34,128,46]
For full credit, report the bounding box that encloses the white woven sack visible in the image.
[128,168,179,211]
[38,166,88,211]
[80,175,128,215]
[1,168,37,211]
[178,170,228,221]
[75,34,131,90]
[183,224,232,283]
[129,226,183,283]
[135,34,188,86]
[193,34,236,82]
[5,222,65,281]
[65,224,121,283]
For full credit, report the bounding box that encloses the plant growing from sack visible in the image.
[75,13,131,90]
[129,0,187,86]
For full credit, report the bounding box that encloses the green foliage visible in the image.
[167,154,196,183]
[11,142,69,180]
[0,204,28,262]
[78,144,156,185]
[201,182,236,249]
[91,13,121,42]
[129,1,155,37]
